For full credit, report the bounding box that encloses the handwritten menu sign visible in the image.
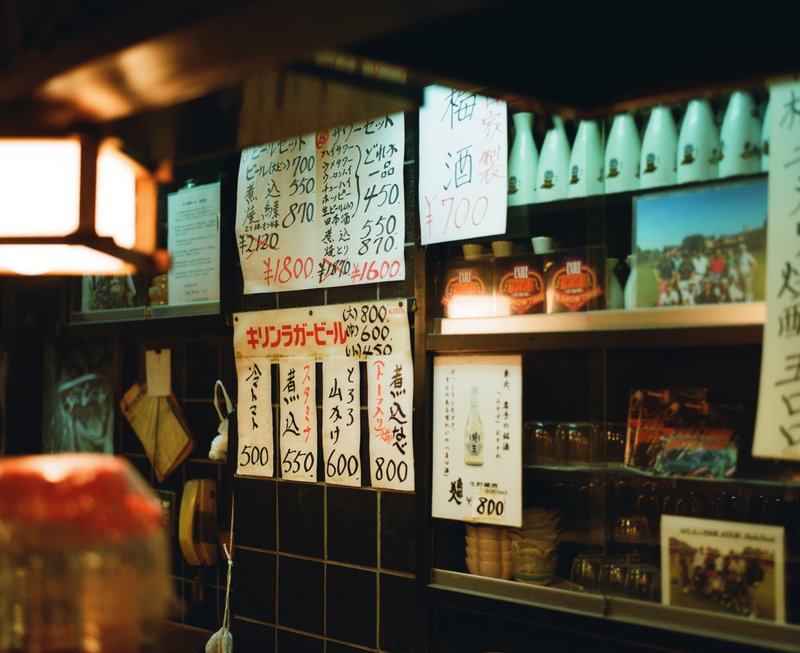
[233,300,413,490]
[418,85,508,245]
[322,359,361,486]
[236,358,273,477]
[754,78,800,461]
[431,355,522,527]
[235,115,405,293]
[167,181,221,304]
[280,359,318,481]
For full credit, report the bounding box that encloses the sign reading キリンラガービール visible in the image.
[235,115,405,293]
[233,301,413,491]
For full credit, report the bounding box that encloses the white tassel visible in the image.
[208,381,234,462]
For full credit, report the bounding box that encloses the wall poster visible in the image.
[233,300,413,491]
[431,354,522,527]
[235,114,406,294]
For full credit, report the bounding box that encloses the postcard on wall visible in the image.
[661,515,785,622]
[632,177,767,308]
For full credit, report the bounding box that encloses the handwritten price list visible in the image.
[235,115,406,293]
[234,301,413,490]
[755,79,800,461]
[236,357,273,477]
[418,85,508,245]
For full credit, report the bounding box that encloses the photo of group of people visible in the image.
[633,178,767,308]
[661,515,784,622]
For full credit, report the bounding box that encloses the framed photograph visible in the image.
[661,515,785,622]
[633,178,767,308]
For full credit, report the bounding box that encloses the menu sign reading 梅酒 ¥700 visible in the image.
[235,115,405,293]
[233,301,413,491]
[431,355,522,527]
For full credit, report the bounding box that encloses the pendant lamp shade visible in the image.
[0,134,169,276]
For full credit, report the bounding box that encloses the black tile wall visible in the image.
[379,573,415,653]
[276,629,324,653]
[278,482,324,557]
[327,642,370,653]
[327,486,378,567]
[233,548,277,623]
[235,476,277,550]
[380,491,416,573]
[326,565,377,648]
[278,556,324,634]
[232,617,276,653]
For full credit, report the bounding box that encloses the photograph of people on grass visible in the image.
[633,178,767,308]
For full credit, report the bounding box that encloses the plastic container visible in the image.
[0,454,172,652]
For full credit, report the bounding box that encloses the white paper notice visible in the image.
[419,85,508,245]
[145,349,171,397]
[431,355,522,527]
[233,300,413,490]
[754,78,800,461]
[322,359,361,486]
[235,114,405,293]
[279,359,318,482]
[367,356,414,491]
[236,357,273,477]
[167,182,221,304]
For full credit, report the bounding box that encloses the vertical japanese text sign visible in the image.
[755,78,800,460]
[235,115,406,293]
[233,300,414,490]
[431,355,522,527]
[236,357,273,476]
[418,85,508,245]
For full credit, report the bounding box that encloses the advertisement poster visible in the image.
[419,85,507,245]
[431,354,522,527]
[661,515,785,622]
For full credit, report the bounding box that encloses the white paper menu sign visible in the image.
[236,357,273,477]
[322,358,361,486]
[279,359,318,482]
[431,355,522,527]
[418,85,508,245]
[167,181,221,304]
[233,300,413,489]
[754,77,800,461]
[367,356,414,491]
[235,114,406,293]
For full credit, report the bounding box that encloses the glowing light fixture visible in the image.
[0,134,169,275]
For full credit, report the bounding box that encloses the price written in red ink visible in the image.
[423,193,490,239]
[263,256,315,286]
[349,260,402,284]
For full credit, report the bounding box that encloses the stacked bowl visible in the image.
[464,524,512,580]
[510,507,560,583]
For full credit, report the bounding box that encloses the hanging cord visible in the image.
[222,494,235,631]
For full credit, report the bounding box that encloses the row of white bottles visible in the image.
[507,91,770,205]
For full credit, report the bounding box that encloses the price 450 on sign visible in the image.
[423,194,489,241]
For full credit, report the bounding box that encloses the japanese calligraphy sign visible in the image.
[418,85,508,245]
[754,78,800,461]
[431,355,522,526]
[233,300,413,489]
[236,357,273,477]
[322,359,361,486]
[279,359,318,481]
[235,114,406,293]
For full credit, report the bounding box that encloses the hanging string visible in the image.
[222,494,234,631]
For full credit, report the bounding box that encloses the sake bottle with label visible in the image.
[761,94,771,173]
[535,115,570,203]
[604,113,641,193]
[568,119,603,198]
[677,99,720,184]
[464,386,485,466]
[508,112,538,206]
[719,90,761,178]
[639,105,677,189]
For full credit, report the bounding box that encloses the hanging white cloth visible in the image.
[209,380,234,462]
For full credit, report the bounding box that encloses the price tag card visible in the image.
[167,181,221,304]
[431,355,522,527]
[419,85,507,245]
[279,358,318,482]
[145,349,171,397]
[236,357,274,477]
[755,77,800,460]
[322,359,361,486]
[367,356,414,491]
[235,115,405,293]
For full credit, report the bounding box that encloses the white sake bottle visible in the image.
[568,119,604,198]
[639,106,677,189]
[604,113,641,193]
[606,258,624,309]
[623,254,637,309]
[719,91,762,178]
[761,95,771,173]
[535,116,570,203]
[507,112,538,206]
[677,99,720,184]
